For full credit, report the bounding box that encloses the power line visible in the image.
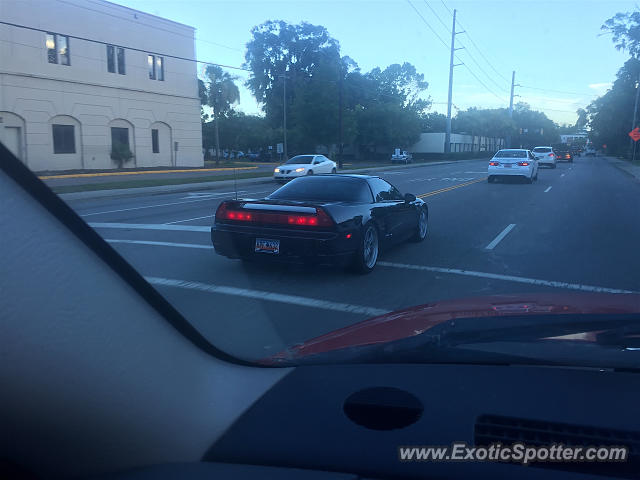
[519,85,598,97]
[422,0,451,33]
[460,63,508,102]
[0,20,251,72]
[456,41,510,93]
[406,0,450,49]
[58,0,243,52]
[439,0,510,84]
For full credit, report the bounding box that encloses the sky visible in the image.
[114,0,636,125]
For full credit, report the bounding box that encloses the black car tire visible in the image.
[307,170,314,175]
[352,223,379,274]
[488,176,494,183]
[552,163,557,169]
[411,205,428,242]
[331,167,337,174]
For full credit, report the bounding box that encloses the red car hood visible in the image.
[266,292,640,362]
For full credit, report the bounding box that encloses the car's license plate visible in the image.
[504,163,512,168]
[255,238,280,254]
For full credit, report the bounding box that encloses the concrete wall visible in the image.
[0,0,203,171]
[410,133,505,154]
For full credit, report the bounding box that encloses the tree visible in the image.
[420,112,447,132]
[602,10,640,58]
[587,58,640,156]
[201,65,240,165]
[575,108,588,129]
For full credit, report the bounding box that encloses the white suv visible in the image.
[531,146,557,168]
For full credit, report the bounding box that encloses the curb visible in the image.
[58,158,485,201]
[606,156,640,182]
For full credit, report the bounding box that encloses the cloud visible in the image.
[589,82,612,90]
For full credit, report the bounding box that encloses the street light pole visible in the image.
[279,74,288,160]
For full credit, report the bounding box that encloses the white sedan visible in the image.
[274,155,337,181]
[531,146,557,168]
[488,149,538,183]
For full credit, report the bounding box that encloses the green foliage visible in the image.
[244,20,430,156]
[201,65,240,118]
[587,58,640,156]
[110,142,134,168]
[602,10,640,58]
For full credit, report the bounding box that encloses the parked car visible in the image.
[274,155,337,181]
[488,149,539,183]
[391,150,413,164]
[531,146,557,168]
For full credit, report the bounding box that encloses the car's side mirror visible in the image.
[404,193,417,203]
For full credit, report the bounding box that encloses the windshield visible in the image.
[494,150,528,158]
[285,155,315,164]
[268,176,372,202]
[4,0,640,369]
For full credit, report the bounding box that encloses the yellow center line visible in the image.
[39,166,259,180]
[417,177,487,198]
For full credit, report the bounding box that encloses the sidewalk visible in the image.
[607,156,640,182]
[57,158,483,201]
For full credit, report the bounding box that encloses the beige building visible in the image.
[0,0,203,172]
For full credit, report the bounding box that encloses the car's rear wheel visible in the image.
[552,163,557,169]
[331,167,337,174]
[307,170,314,175]
[411,206,428,242]
[352,223,379,274]
[488,176,494,183]
[526,174,533,184]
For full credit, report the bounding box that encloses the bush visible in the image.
[110,143,135,168]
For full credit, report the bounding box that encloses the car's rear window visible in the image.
[285,155,315,164]
[494,150,528,158]
[268,176,373,202]
[532,147,552,153]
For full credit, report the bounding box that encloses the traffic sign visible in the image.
[629,127,640,142]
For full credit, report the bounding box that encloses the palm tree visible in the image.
[203,65,240,165]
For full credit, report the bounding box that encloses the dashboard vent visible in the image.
[475,415,640,478]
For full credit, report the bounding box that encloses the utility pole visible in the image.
[631,73,640,158]
[445,9,464,154]
[280,74,288,160]
[507,70,515,148]
[338,63,343,169]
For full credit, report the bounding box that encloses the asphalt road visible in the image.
[63,156,640,361]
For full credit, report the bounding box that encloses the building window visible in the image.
[46,33,70,65]
[117,47,125,74]
[148,54,164,80]
[107,45,115,72]
[152,129,159,153]
[107,45,125,74]
[148,55,156,79]
[156,56,164,81]
[52,124,76,154]
[111,127,129,149]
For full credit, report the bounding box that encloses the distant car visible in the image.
[246,152,260,161]
[488,149,539,183]
[531,146,557,168]
[391,150,413,164]
[274,155,337,181]
[554,146,574,162]
[211,174,429,273]
[585,147,597,157]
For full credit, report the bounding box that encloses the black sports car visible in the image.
[211,174,429,273]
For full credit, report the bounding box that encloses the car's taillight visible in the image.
[518,161,530,166]
[489,161,499,166]
[549,153,555,157]
[216,202,334,228]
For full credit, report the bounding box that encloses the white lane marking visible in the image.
[544,186,552,193]
[145,277,391,317]
[465,171,490,174]
[166,215,214,225]
[89,222,210,232]
[560,173,565,177]
[80,197,216,217]
[104,239,638,295]
[107,239,211,249]
[485,224,516,250]
[378,261,637,294]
